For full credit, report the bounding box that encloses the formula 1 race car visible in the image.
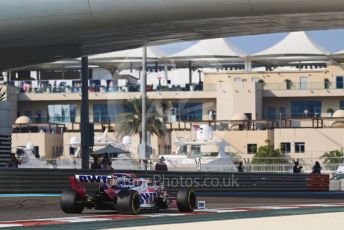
[60,173,197,215]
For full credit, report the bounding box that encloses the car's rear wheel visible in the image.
[176,189,197,212]
[117,190,141,215]
[60,189,84,213]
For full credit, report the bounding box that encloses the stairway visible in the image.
[0,135,11,167]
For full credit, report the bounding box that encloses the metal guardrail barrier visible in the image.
[0,169,329,194]
[15,83,215,94]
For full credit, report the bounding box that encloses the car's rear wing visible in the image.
[75,174,112,184]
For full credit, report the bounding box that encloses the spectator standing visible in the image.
[208,110,213,121]
[53,81,57,92]
[100,153,113,170]
[91,156,101,169]
[237,161,244,172]
[155,156,168,171]
[293,161,303,173]
[212,110,216,120]
[312,161,322,174]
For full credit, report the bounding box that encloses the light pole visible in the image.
[197,69,202,84]
[81,56,90,170]
[140,45,148,169]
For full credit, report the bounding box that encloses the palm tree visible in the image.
[116,98,166,142]
[320,149,344,165]
[0,87,6,101]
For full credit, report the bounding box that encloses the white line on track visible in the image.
[1,203,344,228]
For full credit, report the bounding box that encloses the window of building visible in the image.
[59,146,63,157]
[181,145,187,153]
[244,113,252,120]
[340,100,344,110]
[70,106,76,123]
[234,77,241,83]
[252,77,259,82]
[291,101,321,118]
[267,107,276,120]
[24,111,32,119]
[89,80,101,91]
[190,145,201,156]
[93,103,124,123]
[336,76,344,89]
[324,78,330,89]
[295,142,305,153]
[286,79,292,90]
[93,104,109,123]
[173,103,202,121]
[247,144,257,154]
[35,110,42,123]
[300,76,308,90]
[69,147,75,156]
[280,142,291,154]
[33,146,39,158]
[48,104,76,123]
[279,107,286,119]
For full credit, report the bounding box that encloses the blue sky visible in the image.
[161,29,344,55]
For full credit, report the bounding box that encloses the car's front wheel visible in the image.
[117,190,141,215]
[60,189,84,213]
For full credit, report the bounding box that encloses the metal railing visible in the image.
[264,81,344,91]
[14,156,344,173]
[15,82,216,94]
[245,163,342,174]
[245,164,293,173]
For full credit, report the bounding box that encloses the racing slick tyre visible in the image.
[117,190,141,215]
[176,189,197,212]
[60,189,84,213]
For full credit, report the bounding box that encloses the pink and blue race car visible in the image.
[60,173,197,215]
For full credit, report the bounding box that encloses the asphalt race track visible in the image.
[0,196,342,221]
[1,195,344,229]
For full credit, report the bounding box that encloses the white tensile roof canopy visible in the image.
[252,31,329,57]
[169,38,246,59]
[20,31,340,71]
[89,46,166,61]
[329,49,344,62]
[331,49,344,57]
[87,46,167,70]
[334,49,344,55]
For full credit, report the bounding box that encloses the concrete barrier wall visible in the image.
[0,169,329,194]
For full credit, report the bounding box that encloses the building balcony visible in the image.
[16,83,217,101]
[263,81,344,97]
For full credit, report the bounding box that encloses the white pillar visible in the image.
[244,57,252,72]
[163,63,168,85]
